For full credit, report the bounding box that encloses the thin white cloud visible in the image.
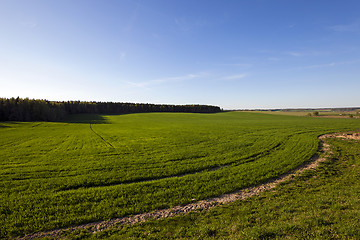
[123,73,207,88]
[195,19,207,27]
[217,63,252,68]
[286,51,304,57]
[299,60,359,70]
[122,80,146,88]
[222,74,247,80]
[285,50,326,57]
[119,52,126,60]
[175,17,191,32]
[151,33,161,39]
[329,22,360,32]
[153,73,205,83]
[174,16,207,32]
[267,57,281,61]
[287,24,296,29]
[303,62,336,69]
[123,3,140,32]
[20,21,37,28]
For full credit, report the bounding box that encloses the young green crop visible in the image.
[81,136,360,239]
[0,112,359,238]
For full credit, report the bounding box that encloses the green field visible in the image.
[1,112,360,238]
[82,135,360,239]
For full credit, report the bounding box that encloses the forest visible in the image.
[0,97,222,121]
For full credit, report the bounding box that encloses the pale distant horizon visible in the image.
[1,0,360,109]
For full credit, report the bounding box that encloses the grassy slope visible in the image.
[77,137,360,240]
[1,112,360,238]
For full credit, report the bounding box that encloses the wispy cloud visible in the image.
[286,51,305,57]
[298,60,359,70]
[174,16,207,32]
[151,33,161,39]
[302,62,337,69]
[20,21,37,28]
[175,17,191,32]
[287,24,296,29]
[267,57,281,61]
[123,3,140,32]
[152,73,204,84]
[217,63,252,68]
[285,50,326,57]
[222,74,247,80]
[329,22,360,32]
[119,52,126,60]
[124,73,207,88]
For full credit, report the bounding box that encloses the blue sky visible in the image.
[1,0,360,109]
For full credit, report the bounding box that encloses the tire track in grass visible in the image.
[17,133,343,240]
[58,141,284,191]
[89,123,114,149]
[60,131,303,191]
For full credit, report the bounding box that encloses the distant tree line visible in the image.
[0,97,222,122]
[331,108,360,112]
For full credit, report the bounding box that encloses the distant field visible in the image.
[252,110,360,117]
[1,112,360,238]
[251,111,312,116]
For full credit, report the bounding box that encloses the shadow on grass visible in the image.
[0,122,22,127]
[63,112,222,124]
[63,114,110,124]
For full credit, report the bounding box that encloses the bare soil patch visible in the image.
[331,132,360,140]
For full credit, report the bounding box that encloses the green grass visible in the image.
[64,136,360,239]
[1,112,360,238]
